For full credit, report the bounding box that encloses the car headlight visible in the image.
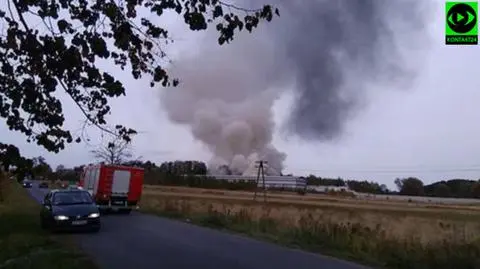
[88,213,100,218]
[54,215,69,221]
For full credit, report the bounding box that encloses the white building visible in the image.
[208,175,307,190]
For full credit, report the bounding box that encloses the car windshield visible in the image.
[52,191,93,205]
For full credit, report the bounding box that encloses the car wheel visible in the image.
[91,227,101,233]
[121,209,131,214]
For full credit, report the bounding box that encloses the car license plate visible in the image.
[72,220,87,225]
[112,201,125,205]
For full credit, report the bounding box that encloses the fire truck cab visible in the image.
[79,164,144,214]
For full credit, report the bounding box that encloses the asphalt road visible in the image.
[28,184,371,269]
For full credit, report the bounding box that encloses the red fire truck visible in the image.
[79,164,144,214]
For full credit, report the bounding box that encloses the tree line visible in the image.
[17,156,480,199]
[0,0,476,200]
[307,176,480,198]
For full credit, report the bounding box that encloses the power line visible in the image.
[285,166,480,174]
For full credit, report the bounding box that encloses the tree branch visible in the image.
[218,1,259,13]
[57,79,118,137]
[11,0,30,32]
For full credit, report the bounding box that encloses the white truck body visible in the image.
[111,170,131,197]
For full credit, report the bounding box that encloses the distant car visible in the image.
[22,181,32,188]
[67,185,80,190]
[39,182,49,188]
[40,189,101,233]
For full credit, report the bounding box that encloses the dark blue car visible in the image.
[40,189,101,233]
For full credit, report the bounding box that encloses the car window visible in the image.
[52,191,93,205]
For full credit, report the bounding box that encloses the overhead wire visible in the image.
[284,166,480,174]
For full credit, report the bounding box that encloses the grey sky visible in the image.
[1,0,479,189]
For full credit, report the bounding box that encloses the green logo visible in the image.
[446,1,478,45]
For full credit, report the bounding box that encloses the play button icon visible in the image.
[447,3,477,34]
[456,13,464,22]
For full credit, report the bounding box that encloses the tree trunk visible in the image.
[0,173,4,202]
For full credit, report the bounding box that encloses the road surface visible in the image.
[28,184,371,269]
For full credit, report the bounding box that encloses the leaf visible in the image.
[213,5,223,18]
[245,23,252,32]
[153,66,166,82]
[57,19,69,33]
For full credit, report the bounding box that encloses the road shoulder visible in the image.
[0,177,98,269]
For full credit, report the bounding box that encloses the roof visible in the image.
[85,164,144,171]
[50,188,87,194]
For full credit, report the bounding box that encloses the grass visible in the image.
[140,186,480,269]
[0,175,98,269]
[143,185,480,221]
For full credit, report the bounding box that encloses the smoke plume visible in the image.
[273,0,427,140]
[160,0,427,175]
[161,29,287,175]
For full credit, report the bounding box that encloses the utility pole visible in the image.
[253,160,267,202]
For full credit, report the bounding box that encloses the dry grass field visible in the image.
[143,185,480,220]
[141,185,480,269]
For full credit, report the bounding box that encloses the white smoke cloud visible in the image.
[160,27,287,175]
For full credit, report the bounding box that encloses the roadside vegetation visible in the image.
[140,187,480,269]
[13,150,480,269]
[17,155,480,268]
[44,159,480,199]
[0,173,97,269]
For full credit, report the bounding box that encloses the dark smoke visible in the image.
[263,0,428,140]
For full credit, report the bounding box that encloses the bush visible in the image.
[0,172,5,202]
[296,188,307,195]
[326,189,356,198]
